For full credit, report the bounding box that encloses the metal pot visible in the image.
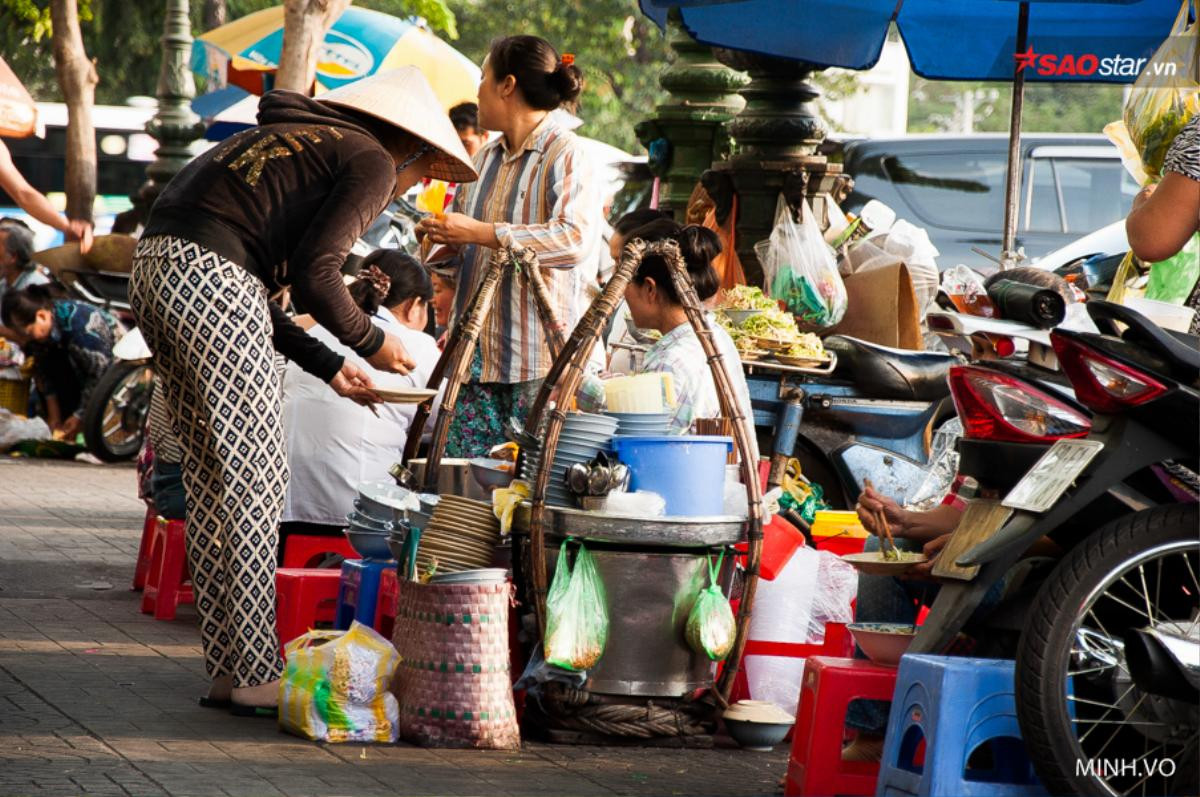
[408,458,491,501]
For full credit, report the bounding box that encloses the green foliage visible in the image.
[447,0,668,152]
[908,77,1126,135]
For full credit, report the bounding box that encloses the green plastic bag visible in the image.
[544,539,609,671]
[686,550,736,661]
[1145,233,1200,305]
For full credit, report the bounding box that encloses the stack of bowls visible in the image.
[605,411,674,437]
[416,495,502,574]
[429,567,508,585]
[344,508,396,561]
[520,411,619,506]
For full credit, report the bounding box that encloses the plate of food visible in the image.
[371,387,438,404]
[773,334,832,367]
[754,335,793,351]
[840,550,928,576]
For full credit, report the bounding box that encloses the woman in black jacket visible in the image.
[130,68,476,715]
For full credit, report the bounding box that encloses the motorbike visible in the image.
[910,300,1199,797]
[83,326,154,462]
[743,334,959,509]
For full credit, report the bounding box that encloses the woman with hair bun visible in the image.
[417,35,603,457]
[578,220,758,461]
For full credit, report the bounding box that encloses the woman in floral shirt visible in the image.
[0,283,115,438]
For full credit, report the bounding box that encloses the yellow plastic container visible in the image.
[0,378,29,415]
[810,510,869,539]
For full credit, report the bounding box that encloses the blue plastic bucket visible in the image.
[611,435,734,516]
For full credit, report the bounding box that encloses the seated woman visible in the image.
[0,283,116,440]
[579,219,758,461]
[278,250,441,558]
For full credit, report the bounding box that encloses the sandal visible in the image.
[197,696,233,709]
[229,703,278,718]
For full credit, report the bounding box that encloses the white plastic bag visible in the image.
[0,409,51,451]
[757,196,847,327]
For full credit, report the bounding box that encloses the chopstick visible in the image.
[863,478,899,560]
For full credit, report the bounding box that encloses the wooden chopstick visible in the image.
[863,478,899,559]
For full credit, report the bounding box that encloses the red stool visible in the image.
[373,567,399,639]
[281,533,357,568]
[728,621,854,703]
[276,568,342,649]
[785,656,897,797]
[140,517,194,621]
[132,501,158,591]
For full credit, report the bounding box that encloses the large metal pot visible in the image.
[546,544,727,698]
[408,458,490,502]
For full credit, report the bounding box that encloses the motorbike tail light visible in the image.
[948,365,1092,443]
[1051,333,1168,414]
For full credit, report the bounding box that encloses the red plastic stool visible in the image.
[140,517,194,621]
[132,501,158,591]
[785,656,897,797]
[373,567,399,639]
[281,533,357,568]
[276,568,342,649]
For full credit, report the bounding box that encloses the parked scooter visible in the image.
[911,301,1198,797]
[83,326,154,462]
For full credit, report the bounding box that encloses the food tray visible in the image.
[512,502,744,547]
[742,350,838,376]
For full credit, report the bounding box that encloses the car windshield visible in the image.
[882,152,1006,232]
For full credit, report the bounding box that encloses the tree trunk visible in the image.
[275,0,351,94]
[202,0,226,31]
[49,0,98,227]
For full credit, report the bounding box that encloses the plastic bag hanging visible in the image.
[544,539,609,671]
[685,550,736,661]
[1123,0,1199,178]
[758,196,847,328]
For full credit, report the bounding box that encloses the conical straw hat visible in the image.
[318,67,477,183]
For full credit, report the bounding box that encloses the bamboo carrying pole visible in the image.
[525,238,764,707]
[402,248,565,491]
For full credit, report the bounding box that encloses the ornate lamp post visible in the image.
[139,0,205,210]
[635,8,748,217]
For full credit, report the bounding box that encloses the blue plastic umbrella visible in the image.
[641,0,1179,82]
[641,0,1182,260]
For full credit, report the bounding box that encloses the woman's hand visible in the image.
[1131,182,1156,213]
[908,533,952,581]
[855,485,908,538]
[57,415,82,441]
[416,212,499,248]
[67,219,94,254]
[366,333,416,375]
[329,361,381,408]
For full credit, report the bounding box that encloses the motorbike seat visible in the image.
[1088,301,1200,380]
[824,335,955,401]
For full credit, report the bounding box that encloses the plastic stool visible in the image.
[139,517,194,621]
[281,533,358,569]
[276,567,342,648]
[785,656,897,797]
[373,567,399,639]
[729,621,854,703]
[335,559,393,630]
[132,501,158,591]
[876,655,1046,797]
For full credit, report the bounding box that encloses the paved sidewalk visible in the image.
[0,459,786,797]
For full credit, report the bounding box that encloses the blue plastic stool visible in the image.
[876,655,1047,797]
[335,559,393,630]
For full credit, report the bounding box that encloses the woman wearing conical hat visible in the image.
[130,67,476,715]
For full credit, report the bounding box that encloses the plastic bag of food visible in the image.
[1145,233,1200,305]
[1123,0,1199,178]
[544,539,609,671]
[279,622,400,743]
[757,196,847,327]
[686,551,736,661]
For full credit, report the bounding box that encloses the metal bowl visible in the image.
[346,511,394,533]
[343,528,393,561]
[468,458,516,491]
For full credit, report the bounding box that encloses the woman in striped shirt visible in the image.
[418,35,603,456]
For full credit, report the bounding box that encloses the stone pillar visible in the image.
[635,8,748,218]
[140,0,205,208]
[710,49,847,286]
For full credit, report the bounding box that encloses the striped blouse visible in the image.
[449,114,602,384]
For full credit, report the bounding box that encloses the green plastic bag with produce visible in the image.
[1146,233,1200,305]
[1123,0,1199,178]
[685,550,736,661]
[757,196,847,328]
[544,539,609,672]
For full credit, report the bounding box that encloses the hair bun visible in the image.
[550,62,583,105]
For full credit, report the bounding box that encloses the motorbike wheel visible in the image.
[82,361,154,462]
[1016,503,1199,797]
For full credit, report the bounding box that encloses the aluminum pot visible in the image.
[408,458,490,502]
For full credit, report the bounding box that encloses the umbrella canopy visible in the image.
[0,55,37,138]
[191,5,480,109]
[641,0,1179,83]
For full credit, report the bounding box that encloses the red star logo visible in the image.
[1013,45,1038,73]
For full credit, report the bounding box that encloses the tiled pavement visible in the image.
[0,459,786,796]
